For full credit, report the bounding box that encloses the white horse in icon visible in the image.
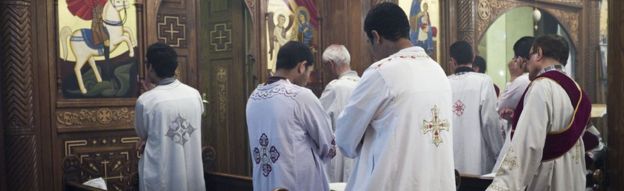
[60,0,135,94]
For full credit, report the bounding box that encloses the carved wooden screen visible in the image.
[51,0,147,190]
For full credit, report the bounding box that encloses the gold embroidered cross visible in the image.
[422,105,449,147]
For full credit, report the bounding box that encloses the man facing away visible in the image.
[246,41,336,191]
[319,44,360,183]
[336,3,456,190]
[473,55,500,97]
[135,43,205,191]
[447,41,503,177]
[487,35,592,191]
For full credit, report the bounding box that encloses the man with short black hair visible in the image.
[135,42,205,191]
[447,41,502,177]
[498,36,534,122]
[246,41,336,191]
[474,56,501,96]
[488,35,593,191]
[336,2,455,190]
[473,56,487,73]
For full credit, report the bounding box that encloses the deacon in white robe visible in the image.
[336,47,456,191]
[246,41,336,191]
[448,41,502,176]
[336,5,455,190]
[319,45,360,183]
[488,35,588,191]
[498,73,530,113]
[448,71,502,176]
[135,43,205,191]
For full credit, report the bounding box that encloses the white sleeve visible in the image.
[336,70,392,158]
[481,79,504,159]
[319,84,337,130]
[498,78,529,111]
[488,81,550,191]
[134,99,148,139]
[297,89,336,163]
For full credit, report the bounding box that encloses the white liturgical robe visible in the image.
[336,46,456,191]
[498,73,530,111]
[488,70,587,191]
[246,79,336,191]
[319,70,360,183]
[448,72,503,176]
[135,79,206,191]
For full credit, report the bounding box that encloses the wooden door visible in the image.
[199,0,255,176]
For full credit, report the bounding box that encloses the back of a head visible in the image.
[474,56,486,73]
[276,41,314,70]
[450,41,474,65]
[532,35,569,66]
[364,2,410,42]
[513,36,535,60]
[146,42,178,78]
[322,44,351,66]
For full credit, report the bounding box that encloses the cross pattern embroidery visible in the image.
[253,133,280,177]
[453,100,465,116]
[422,105,450,147]
[166,113,196,145]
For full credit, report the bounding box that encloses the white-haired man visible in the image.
[319,44,360,183]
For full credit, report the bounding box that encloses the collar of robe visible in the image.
[339,70,358,78]
[266,76,287,85]
[454,66,474,75]
[157,77,176,86]
[538,64,565,76]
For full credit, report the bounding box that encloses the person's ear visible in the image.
[371,30,382,46]
[536,48,544,61]
[297,61,307,74]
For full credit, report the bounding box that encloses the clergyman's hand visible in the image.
[499,108,515,121]
[137,140,146,156]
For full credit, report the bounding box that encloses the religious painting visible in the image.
[399,0,441,61]
[266,0,319,74]
[57,0,139,99]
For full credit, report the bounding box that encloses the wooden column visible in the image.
[0,0,41,190]
[607,0,624,189]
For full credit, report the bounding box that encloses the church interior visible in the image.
[0,0,622,190]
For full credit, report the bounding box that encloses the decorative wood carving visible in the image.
[56,107,135,129]
[475,0,520,42]
[541,8,579,44]
[0,0,39,190]
[157,14,187,48]
[474,0,580,49]
[457,0,475,44]
[210,23,233,52]
[63,137,140,191]
[215,66,228,127]
[538,0,583,7]
[1,1,34,131]
[5,135,38,190]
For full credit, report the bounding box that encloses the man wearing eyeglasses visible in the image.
[487,34,593,191]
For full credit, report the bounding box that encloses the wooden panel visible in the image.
[205,172,253,191]
[607,0,624,189]
[319,0,378,76]
[199,0,252,176]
